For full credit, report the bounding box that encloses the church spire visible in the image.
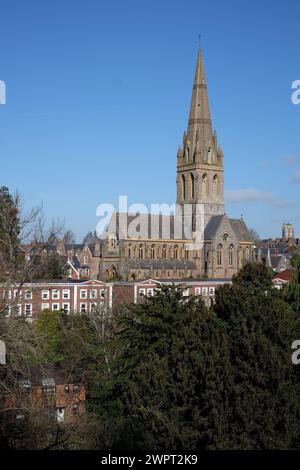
[187,47,213,162]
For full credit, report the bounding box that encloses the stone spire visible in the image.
[176,46,225,223]
[186,47,213,162]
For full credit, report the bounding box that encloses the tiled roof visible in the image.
[273,269,293,282]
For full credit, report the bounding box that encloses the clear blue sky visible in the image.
[1,0,300,241]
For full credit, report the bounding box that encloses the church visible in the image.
[98,48,253,281]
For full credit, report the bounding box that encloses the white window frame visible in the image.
[195,288,201,296]
[16,304,22,316]
[147,288,154,297]
[62,289,70,300]
[56,407,65,423]
[90,302,97,312]
[5,305,11,317]
[100,289,105,299]
[80,289,87,299]
[42,290,50,300]
[24,304,32,317]
[209,287,215,296]
[62,303,70,313]
[139,288,146,297]
[52,289,60,300]
[52,303,60,311]
[41,303,50,311]
[80,303,87,313]
[25,290,32,300]
[90,289,97,299]
[202,287,208,296]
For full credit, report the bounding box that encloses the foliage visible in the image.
[283,254,300,314]
[93,266,300,450]
[0,186,20,273]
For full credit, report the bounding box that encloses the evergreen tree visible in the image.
[283,254,300,314]
[0,186,20,273]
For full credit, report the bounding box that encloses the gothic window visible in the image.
[213,175,218,197]
[138,244,144,259]
[162,245,167,259]
[246,246,250,261]
[174,245,178,259]
[202,174,207,197]
[128,244,132,258]
[208,146,212,160]
[191,173,195,199]
[229,245,234,266]
[185,249,189,260]
[217,244,223,267]
[150,245,155,259]
[182,174,186,200]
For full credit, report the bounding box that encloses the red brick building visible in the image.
[1,278,230,318]
[5,367,86,424]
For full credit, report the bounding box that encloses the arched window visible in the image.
[246,246,250,261]
[213,175,218,198]
[138,244,144,259]
[128,244,132,258]
[217,244,223,266]
[150,245,155,259]
[229,245,234,266]
[162,245,167,259]
[202,174,207,197]
[191,173,195,199]
[182,174,186,200]
[174,245,178,259]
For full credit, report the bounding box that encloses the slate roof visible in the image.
[110,212,192,241]
[229,218,252,242]
[204,215,224,239]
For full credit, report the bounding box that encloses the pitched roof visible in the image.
[273,269,293,282]
[109,212,192,241]
[229,218,252,242]
[204,215,225,239]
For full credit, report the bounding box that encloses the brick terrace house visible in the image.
[1,277,230,318]
[5,365,86,424]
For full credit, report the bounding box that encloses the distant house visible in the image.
[5,365,86,424]
[273,269,293,290]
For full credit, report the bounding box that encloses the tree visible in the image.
[0,187,20,275]
[95,287,229,450]
[82,231,98,244]
[213,267,300,449]
[34,253,68,280]
[248,228,261,246]
[283,254,300,313]
[94,269,300,450]
[232,262,274,292]
[62,230,76,245]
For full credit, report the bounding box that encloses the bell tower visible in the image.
[176,48,225,227]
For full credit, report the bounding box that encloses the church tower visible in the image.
[176,48,225,228]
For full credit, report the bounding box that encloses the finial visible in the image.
[240,213,244,221]
[198,35,202,47]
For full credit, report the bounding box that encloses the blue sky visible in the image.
[0,0,300,241]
